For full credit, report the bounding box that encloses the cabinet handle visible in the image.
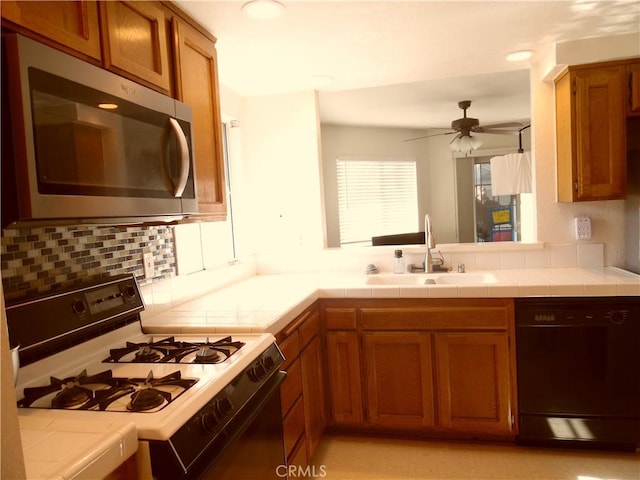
[169,118,190,197]
[574,181,579,192]
[282,314,307,338]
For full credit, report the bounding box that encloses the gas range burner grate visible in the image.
[103,336,246,364]
[19,369,197,412]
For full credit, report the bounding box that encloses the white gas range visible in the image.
[7,275,286,479]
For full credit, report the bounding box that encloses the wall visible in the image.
[321,124,529,247]
[258,34,637,267]
[1,225,175,302]
[1,284,25,480]
[532,33,640,267]
[240,91,325,253]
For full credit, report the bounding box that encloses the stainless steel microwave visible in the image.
[2,34,198,226]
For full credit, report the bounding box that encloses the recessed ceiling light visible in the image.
[311,75,335,89]
[242,0,285,21]
[98,103,118,110]
[506,50,534,62]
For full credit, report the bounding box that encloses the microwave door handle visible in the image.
[168,118,190,197]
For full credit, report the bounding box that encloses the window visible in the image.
[200,122,236,267]
[336,157,418,246]
[473,161,520,242]
[173,122,237,273]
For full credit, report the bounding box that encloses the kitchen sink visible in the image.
[365,272,498,285]
[433,272,499,284]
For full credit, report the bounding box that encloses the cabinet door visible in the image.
[325,331,364,426]
[434,332,513,434]
[300,335,326,458]
[100,1,171,93]
[629,63,640,116]
[363,332,434,429]
[1,0,101,60]
[574,67,626,200]
[173,18,227,218]
[557,66,627,201]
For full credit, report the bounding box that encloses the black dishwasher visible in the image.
[515,297,640,451]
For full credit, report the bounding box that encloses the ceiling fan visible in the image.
[403,100,528,151]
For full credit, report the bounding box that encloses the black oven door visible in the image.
[151,370,286,480]
[196,372,286,480]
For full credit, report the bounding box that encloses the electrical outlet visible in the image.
[574,216,592,240]
[143,252,154,279]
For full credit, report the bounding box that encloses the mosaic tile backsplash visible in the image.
[1,225,175,302]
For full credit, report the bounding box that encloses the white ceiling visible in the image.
[175,0,640,129]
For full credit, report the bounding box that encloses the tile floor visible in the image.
[309,434,640,480]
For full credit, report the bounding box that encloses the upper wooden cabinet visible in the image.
[555,60,639,202]
[628,62,640,116]
[1,0,102,60]
[172,17,227,218]
[3,1,229,220]
[99,1,171,94]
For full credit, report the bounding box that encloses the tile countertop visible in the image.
[141,267,640,336]
[18,412,137,480]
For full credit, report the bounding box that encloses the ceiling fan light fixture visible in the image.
[242,0,285,20]
[450,134,482,153]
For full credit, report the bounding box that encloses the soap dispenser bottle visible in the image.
[393,249,405,274]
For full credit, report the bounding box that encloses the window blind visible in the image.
[336,157,418,246]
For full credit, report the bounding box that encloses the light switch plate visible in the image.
[143,252,154,279]
[574,216,592,240]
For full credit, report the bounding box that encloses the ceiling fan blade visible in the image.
[474,121,527,130]
[403,131,457,142]
[475,129,520,135]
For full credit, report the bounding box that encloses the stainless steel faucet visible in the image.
[425,214,436,273]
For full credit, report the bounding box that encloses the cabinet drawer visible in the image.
[324,307,357,330]
[361,306,509,330]
[288,434,308,469]
[283,396,306,457]
[279,332,301,369]
[299,309,320,349]
[281,359,302,416]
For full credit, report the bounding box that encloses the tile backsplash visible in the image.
[1,225,175,302]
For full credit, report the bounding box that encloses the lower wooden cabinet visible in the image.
[325,331,363,425]
[363,332,435,429]
[277,304,326,466]
[434,332,513,433]
[320,298,517,439]
[300,335,326,455]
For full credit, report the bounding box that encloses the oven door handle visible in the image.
[169,118,190,197]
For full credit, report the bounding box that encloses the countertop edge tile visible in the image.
[141,268,639,335]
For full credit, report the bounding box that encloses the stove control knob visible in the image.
[214,398,232,418]
[263,356,275,372]
[71,299,86,315]
[248,360,268,382]
[200,410,219,434]
[123,285,137,299]
[608,310,626,325]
